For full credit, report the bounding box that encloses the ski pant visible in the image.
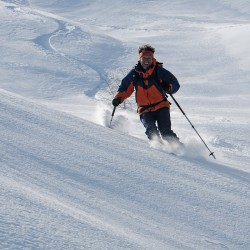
[140,107,179,142]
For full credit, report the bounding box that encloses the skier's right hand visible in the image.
[112,98,122,107]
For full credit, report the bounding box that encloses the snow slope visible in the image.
[1,88,250,249]
[0,0,250,249]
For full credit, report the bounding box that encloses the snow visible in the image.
[0,0,250,249]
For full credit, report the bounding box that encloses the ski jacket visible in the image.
[114,58,180,115]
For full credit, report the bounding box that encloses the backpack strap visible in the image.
[151,62,162,84]
[138,98,166,113]
[133,61,163,84]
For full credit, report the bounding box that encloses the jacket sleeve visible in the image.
[114,69,135,102]
[159,67,180,94]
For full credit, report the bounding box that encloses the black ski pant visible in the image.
[140,107,178,142]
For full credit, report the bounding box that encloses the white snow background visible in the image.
[0,0,250,249]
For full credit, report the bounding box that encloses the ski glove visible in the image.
[161,82,173,93]
[112,98,122,107]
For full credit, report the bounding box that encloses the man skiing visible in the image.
[112,44,182,147]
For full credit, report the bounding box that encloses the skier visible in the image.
[112,44,183,147]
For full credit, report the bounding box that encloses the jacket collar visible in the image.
[135,58,157,79]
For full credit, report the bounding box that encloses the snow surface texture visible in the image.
[0,0,250,249]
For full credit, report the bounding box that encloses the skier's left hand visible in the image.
[166,83,173,93]
[162,82,172,93]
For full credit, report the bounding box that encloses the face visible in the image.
[140,56,153,70]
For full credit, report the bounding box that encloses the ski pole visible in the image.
[109,106,116,128]
[169,93,216,159]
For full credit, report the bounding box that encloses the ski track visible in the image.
[1,2,121,99]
